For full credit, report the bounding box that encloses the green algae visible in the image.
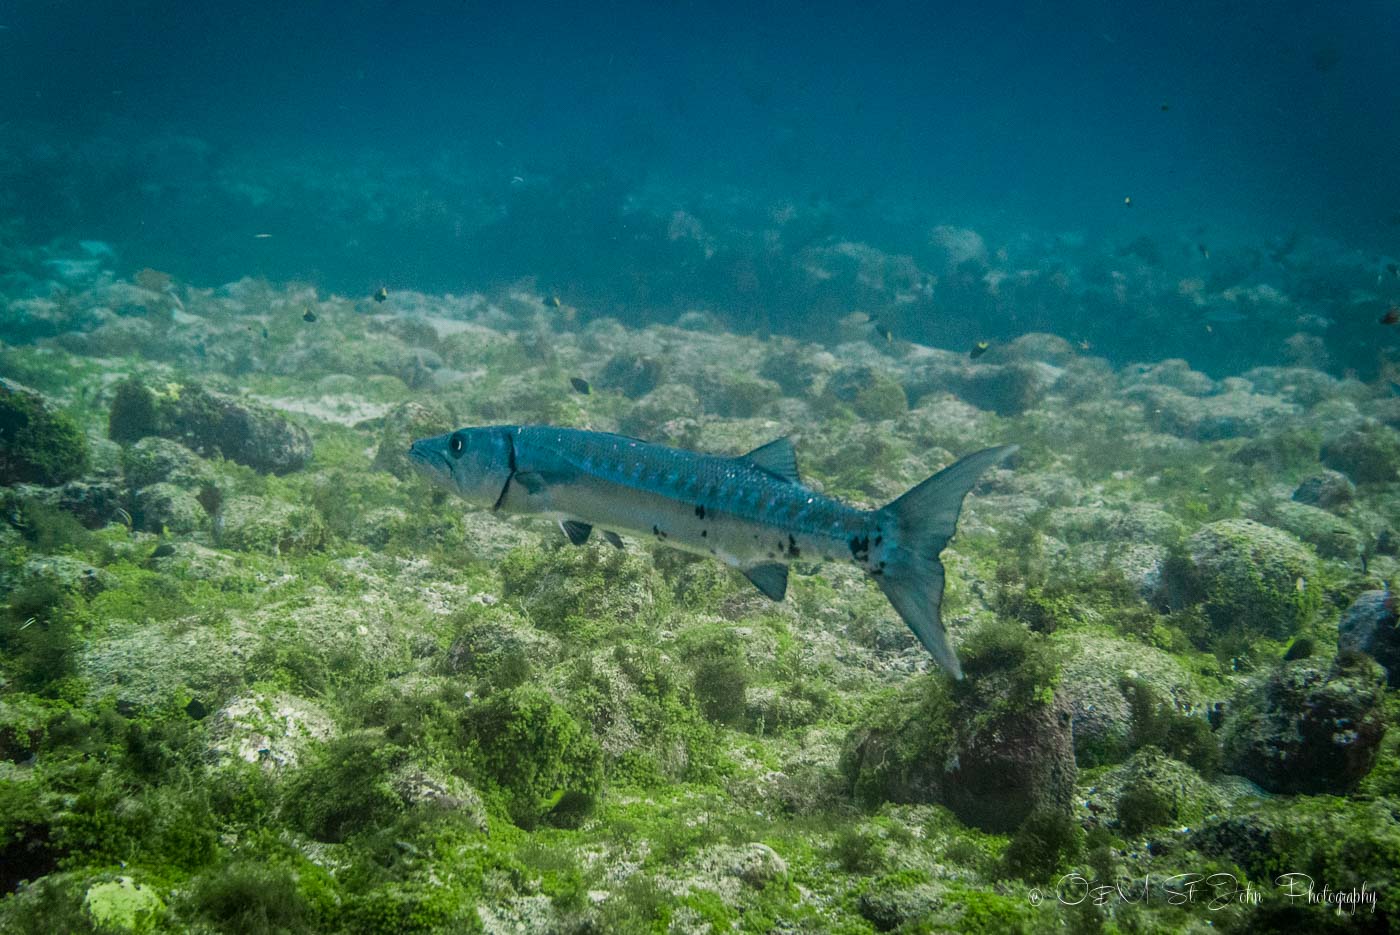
[5,275,1400,933]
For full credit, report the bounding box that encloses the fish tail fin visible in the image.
[874,445,1018,679]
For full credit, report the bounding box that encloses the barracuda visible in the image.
[409,425,1015,679]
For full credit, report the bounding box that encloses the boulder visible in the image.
[1220,656,1387,794]
[1337,590,1400,685]
[1291,469,1355,511]
[1177,519,1319,640]
[0,379,88,486]
[1321,427,1400,484]
[108,378,312,474]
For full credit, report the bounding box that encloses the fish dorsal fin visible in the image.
[560,520,592,545]
[741,437,800,484]
[743,562,789,601]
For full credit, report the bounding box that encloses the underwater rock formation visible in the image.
[1220,655,1388,794]
[0,379,88,486]
[108,378,312,474]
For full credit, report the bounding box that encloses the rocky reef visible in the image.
[0,261,1397,933]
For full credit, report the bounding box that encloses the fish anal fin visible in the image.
[743,562,789,601]
[742,437,800,483]
[560,520,592,545]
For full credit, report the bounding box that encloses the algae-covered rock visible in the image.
[442,606,560,685]
[840,623,1075,833]
[1220,655,1387,794]
[1191,797,1400,921]
[499,541,664,638]
[107,378,312,474]
[618,383,703,443]
[370,399,455,479]
[133,482,205,534]
[461,684,603,829]
[389,763,487,830]
[83,877,165,934]
[207,692,336,770]
[1338,589,1400,685]
[693,366,783,418]
[825,364,910,420]
[1135,386,1296,440]
[120,436,210,490]
[1321,426,1400,484]
[219,495,327,554]
[1252,499,1363,560]
[1178,519,1319,640]
[1114,748,1222,834]
[15,554,113,597]
[20,477,126,529]
[956,362,1045,416]
[1291,469,1355,511]
[1055,632,1207,766]
[0,378,88,485]
[597,352,664,397]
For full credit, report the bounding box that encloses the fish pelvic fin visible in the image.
[875,445,1018,680]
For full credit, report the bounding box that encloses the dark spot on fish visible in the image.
[848,534,870,563]
[695,504,706,519]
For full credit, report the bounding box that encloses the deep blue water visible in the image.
[2,0,1398,372]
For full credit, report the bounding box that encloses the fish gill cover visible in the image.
[0,1,1398,932]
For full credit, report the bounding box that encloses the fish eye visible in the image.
[449,433,466,457]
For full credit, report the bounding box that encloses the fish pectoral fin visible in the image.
[602,530,624,549]
[742,562,789,601]
[560,520,593,545]
[741,437,800,484]
[515,471,548,494]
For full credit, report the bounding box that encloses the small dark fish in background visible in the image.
[1160,102,1170,112]
[970,340,990,360]
[1387,262,1399,279]
[1381,306,1400,326]
[570,377,591,395]
[261,327,270,339]
[1283,637,1314,661]
[550,295,562,308]
[302,308,317,323]
[373,286,389,303]
[1198,243,1210,259]
[874,321,893,343]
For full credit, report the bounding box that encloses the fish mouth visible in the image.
[406,440,448,478]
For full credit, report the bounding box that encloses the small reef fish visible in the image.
[970,341,990,360]
[410,426,1015,678]
[373,286,389,303]
[302,308,317,323]
[569,377,591,395]
[1388,262,1399,279]
[1197,243,1210,260]
[1382,306,1400,326]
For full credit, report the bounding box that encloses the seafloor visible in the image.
[1,244,1398,934]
